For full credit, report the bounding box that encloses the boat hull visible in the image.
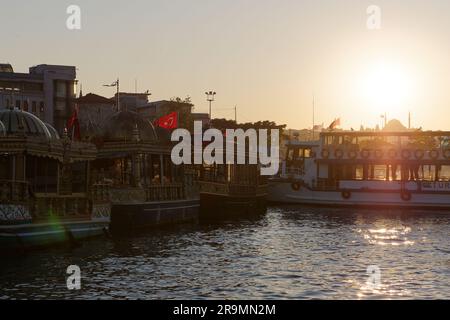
[200,193,267,219]
[110,199,200,234]
[268,180,450,209]
[0,218,110,253]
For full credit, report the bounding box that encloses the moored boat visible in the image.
[0,108,110,252]
[269,129,450,209]
[88,110,200,235]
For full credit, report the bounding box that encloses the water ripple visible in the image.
[1,206,450,299]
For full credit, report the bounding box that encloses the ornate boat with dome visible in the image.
[269,129,450,209]
[89,110,199,235]
[0,108,110,252]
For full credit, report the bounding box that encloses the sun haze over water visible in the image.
[3,0,450,130]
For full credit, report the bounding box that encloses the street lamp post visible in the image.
[205,91,216,126]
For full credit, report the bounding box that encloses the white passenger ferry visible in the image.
[268,130,450,209]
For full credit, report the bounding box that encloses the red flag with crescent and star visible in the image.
[67,105,81,140]
[154,112,178,130]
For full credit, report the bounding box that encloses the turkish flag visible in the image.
[67,106,81,140]
[154,112,178,129]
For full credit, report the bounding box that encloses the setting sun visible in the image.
[359,61,416,115]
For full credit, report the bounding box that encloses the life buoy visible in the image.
[429,149,439,160]
[321,149,330,159]
[342,190,351,199]
[335,149,344,159]
[414,149,424,160]
[291,182,301,191]
[401,149,412,160]
[387,149,397,159]
[444,149,450,159]
[348,150,357,159]
[374,149,384,159]
[401,190,412,201]
[361,149,370,159]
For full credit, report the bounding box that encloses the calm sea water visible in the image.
[1,206,449,300]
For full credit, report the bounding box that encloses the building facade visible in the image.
[0,63,77,133]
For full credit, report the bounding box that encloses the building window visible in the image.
[32,101,37,113]
[23,100,29,111]
[16,100,20,109]
[39,102,45,113]
[6,99,10,108]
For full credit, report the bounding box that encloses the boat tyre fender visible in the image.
[401,149,412,160]
[429,149,439,160]
[444,149,450,159]
[401,191,412,201]
[374,149,384,159]
[335,149,344,159]
[414,149,425,160]
[348,150,357,159]
[387,149,397,159]
[361,149,370,159]
[291,182,301,191]
[342,190,351,199]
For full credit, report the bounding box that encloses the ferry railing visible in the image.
[0,180,29,203]
[89,183,111,202]
[146,183,185,202]
[199,181,267,196]
[30,194,90,219]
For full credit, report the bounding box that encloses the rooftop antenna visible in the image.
[104,78,120,112]
[408,111,411,129]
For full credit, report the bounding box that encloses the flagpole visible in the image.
[117,78,120,112]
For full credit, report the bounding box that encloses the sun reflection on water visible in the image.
[358,226,415,246]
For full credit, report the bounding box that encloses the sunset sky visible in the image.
[2,0,450,130]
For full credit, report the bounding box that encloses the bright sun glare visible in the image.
[360,62,415,114]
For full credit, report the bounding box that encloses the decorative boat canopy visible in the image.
[0,120,5,136]
[96,110,172,158]
[0,108,53,139]
[101,110,158,142]
[0,109,97,162]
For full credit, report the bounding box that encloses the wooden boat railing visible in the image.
[0,180,29,203]
[199,181,267,196]
[89,183,111,202]
[146,183,185,202]
[107,183,186,203]
[30,193,90,218]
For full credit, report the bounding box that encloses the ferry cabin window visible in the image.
[71,161,87,193]
[26,156,58,193]
[287,148,311,161]
[0,155,11,180]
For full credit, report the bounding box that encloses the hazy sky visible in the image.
[2,0,450,130]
